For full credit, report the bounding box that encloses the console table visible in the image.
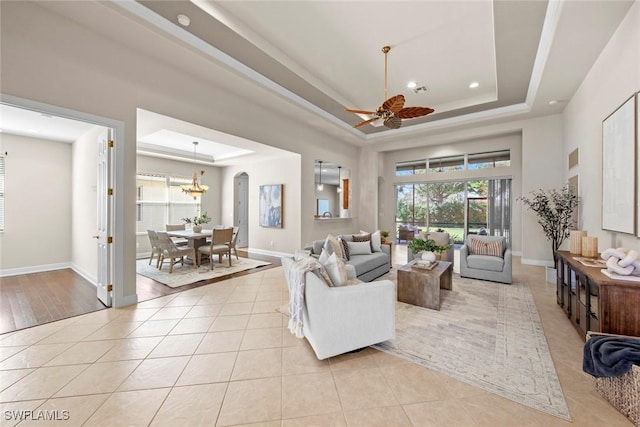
[555,250,640,338]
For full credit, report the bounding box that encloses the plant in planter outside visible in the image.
[518,185,579,264]
[182,212,211,231]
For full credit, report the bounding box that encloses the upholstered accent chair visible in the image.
[281,256,396,360]
[460,235,512,284]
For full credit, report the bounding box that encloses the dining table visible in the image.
[166,229,213,264]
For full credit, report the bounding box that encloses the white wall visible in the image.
[0,1,361,304]
[563,1,640,252]
[0,134,72,273]
[136,154,222,256]
[71,126,103,283]
[222,154,301,255]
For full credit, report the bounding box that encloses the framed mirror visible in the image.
[315,160,351,219]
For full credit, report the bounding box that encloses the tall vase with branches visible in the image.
[518,185,579,263]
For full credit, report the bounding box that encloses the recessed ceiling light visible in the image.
[177,14,191,27]
[28,129,40,134]
[407,81,418,89]
[469,82,479,89]
[549,100,560,105]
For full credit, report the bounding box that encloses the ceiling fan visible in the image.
[346,46,435,129]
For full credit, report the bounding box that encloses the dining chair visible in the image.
[165,224,188,246]
[147,230,163,268]
[230,226,240,260]
[198,228,233,269]
[156,231,197,273]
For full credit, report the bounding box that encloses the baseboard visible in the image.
[0,262,71,278]
[521,258,554,267]
[246,247,293,258]
[114,293,138,308]
[70,263,98,287]
[136,252,152,260]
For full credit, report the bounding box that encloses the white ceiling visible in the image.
[1,0,634,156]
[210,1,499,116]
[136,0,633,139]
[0,104,96,143]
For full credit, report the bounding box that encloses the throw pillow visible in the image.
[353,232,371,243]
[469,238,504,257]
[339,237,351,260]
[347,240,373,256]
[371,230,382,252]
[323,252,349,287]
[315,249,335,286]
[324,234,345,259]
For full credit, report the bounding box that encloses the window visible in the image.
[396,160,426,176]
[428,155,465,173]
[395,179,511,244]
[0,156,4,231]
[136,174,200,233]
[467,150,510,169]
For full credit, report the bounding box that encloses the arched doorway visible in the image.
[234,172,249,248]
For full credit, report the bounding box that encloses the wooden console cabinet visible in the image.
[555,250,640,338]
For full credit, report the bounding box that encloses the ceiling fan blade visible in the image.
[346,108,377,115]
[396,106,435,119]
[353,117,380,128]
[383,116,402,129]
[382,94,405,113]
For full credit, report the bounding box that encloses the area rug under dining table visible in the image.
[136,257,271,288]
[372,273,571,420]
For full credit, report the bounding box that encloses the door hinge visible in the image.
[107,284,113,292]
[107,188,113,196]
[108,140,114,148]
[107,236,113,244]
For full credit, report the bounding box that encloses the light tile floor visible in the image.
[0,258,634,426]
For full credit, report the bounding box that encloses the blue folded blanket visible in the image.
[583,336,640,378]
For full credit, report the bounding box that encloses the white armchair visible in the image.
[282,257,396,360]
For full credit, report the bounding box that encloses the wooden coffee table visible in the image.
[397,259,453,310]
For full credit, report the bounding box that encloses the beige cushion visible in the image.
[324,234,345,259]
[323,252,348,287]
[469,237,503,257]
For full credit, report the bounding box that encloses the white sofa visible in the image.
[282,257,396,360]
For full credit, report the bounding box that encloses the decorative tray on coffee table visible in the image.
[413,260,438,270]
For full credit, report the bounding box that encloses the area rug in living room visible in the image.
[136,258,271,288]
[373,275,571,421]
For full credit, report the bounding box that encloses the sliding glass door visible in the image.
[395,178,511,244]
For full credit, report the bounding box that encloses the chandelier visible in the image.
[181,141,209,199]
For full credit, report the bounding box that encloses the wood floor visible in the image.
[0,250,281,335]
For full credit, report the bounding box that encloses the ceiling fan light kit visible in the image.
[346,45,434,129]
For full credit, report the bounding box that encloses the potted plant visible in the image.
[518,185,579,282]
[407,237,451,261]
[380,230,390,243]
[182,212,211,233]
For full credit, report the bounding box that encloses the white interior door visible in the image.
[235,173,249,248]
[96,129,113,306]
